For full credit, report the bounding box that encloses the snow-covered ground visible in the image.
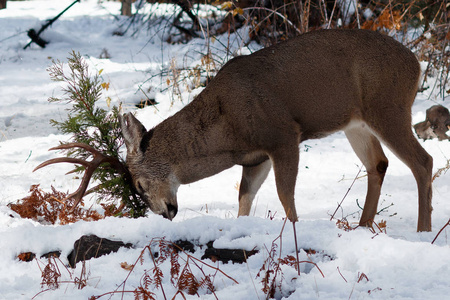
[1,1,450,299]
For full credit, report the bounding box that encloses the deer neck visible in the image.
[148,96,236,184]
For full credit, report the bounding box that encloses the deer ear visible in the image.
[119,113,147,154]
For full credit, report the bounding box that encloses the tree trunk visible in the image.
[0,0,7,10]
[121,0,132,16]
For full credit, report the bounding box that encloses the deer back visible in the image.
[197,29,420,144]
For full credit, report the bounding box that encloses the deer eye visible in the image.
[136,180,144,192]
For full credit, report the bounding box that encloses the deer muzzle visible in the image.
[162,204,178,220]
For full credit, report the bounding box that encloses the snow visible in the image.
[1,1,450,299]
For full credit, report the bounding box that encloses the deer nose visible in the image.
[162,204,178,220]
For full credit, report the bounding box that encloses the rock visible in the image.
[67,235,133,268]
[17,251,61,262]
[201,242,258,264]
[18,235,260,267]
[42,251,61,259]
[172,240,196,253]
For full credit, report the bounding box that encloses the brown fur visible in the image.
[414,105,450,141]
[120,29,433,232]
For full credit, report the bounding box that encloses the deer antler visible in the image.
[33,142,130,209]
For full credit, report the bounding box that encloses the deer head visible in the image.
[119,113,179,220]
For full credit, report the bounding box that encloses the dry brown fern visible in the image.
[91,238,237,299]
[8,184,103,225]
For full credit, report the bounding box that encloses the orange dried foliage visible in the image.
[336,219,355,231]
[17,252,36,262]
[362,9,402,31]
[8,184,103,225]
[378,220,387,230]
[40,258,61,290]
[101,202,127,217]
[120,262,134,271]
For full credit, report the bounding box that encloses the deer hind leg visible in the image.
[372,120,433,232]
[345,125,389,228]
[238,159,272,217]
[269,145,300,222]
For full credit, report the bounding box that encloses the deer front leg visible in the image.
[270,145,300,222]
[238,159,272,216]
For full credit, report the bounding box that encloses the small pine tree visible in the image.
[47,51,146,217]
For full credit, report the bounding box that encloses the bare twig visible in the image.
[330,166,363,221]
[337,266,347,283]
[431,218,450,245]
[243,6,302,35]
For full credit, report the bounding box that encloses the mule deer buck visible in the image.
[36,29,433,232]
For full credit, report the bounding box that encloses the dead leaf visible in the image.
[18,252,36,262]
[120,262,134,271]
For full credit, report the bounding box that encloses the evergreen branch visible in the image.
[45,51,147,218]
